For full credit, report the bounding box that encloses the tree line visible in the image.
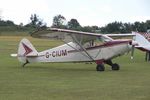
[0,14,150,34]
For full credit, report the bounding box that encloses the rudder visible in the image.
[18,38,38,63]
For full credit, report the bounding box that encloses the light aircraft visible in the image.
[133,32,150,52]
[11,28,149,71]
[133,32,150,61]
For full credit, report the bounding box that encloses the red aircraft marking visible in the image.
[22,43,33,56]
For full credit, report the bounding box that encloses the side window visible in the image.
[83,38,104,48]
[93,37,104,46]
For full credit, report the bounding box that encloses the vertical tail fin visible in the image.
[18,38,38,63]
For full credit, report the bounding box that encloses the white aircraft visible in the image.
[11,28,149,71]
[133,32,150,51]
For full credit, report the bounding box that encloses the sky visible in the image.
[0,0,150,27]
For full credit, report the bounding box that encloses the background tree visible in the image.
[52,14,66,28]
[80,26,100,33]
[0,13,150,34]
[0,10,2,21]
[67,18,81,30]
[123,23,133,33]
[26,14,46,29]
[100,21,123,33]
[0,20,15,26]
[30,14,38,27]
[146,20,150,30]
[132,21,147,32]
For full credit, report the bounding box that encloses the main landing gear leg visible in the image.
[105,60,120,71]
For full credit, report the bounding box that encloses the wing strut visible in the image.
[62,40,92,59]
[70,34,95,62]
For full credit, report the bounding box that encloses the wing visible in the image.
[31,28,113,44]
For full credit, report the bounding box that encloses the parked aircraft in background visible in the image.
[11,28,150,71]
[133,32,150,61]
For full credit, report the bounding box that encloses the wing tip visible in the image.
[11,54,17,57]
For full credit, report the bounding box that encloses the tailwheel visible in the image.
[96,64,105,71]
[22,62,28,67]
[22,59,29,67]
[112,63,120,70]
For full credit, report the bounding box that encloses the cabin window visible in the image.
[83,37,105,48]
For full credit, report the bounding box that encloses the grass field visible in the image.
[0,36,150,100]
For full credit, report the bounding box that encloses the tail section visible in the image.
[17,38,38,63]
[133,32,150,51]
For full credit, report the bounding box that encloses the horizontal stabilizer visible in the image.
[11,54,17,57]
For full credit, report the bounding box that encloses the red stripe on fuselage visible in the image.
[68,40,131,53]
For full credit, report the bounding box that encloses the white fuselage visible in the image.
[27,40,132,63]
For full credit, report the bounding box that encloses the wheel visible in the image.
[96,64,105,71]
[112,63,120,70]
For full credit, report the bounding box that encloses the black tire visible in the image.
[96,64,105,71]
[112,63,120,70]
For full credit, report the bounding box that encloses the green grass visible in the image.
[0,31,30,36]
[0,36,150,100]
